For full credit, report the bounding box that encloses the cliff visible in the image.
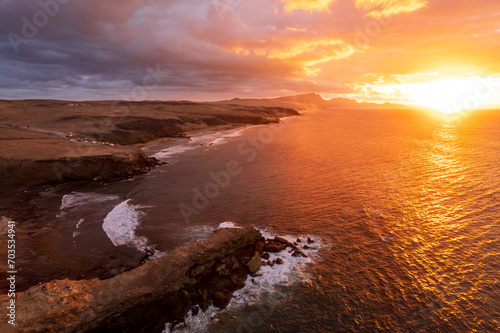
[1,228,264,332]
[0,100,300,189]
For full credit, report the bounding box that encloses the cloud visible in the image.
[0,0,499,102]
[355,0,427,18]
[279,0,335,12]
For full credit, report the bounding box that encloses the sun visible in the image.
[396,77,498,114]
[367,75,500,114]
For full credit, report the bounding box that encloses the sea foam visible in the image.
[163,222,325,333]
[57,192,121,247]
[153,127,249,161]
[58,192,119,217]
[153,145,195,160]
[102,199,149,252]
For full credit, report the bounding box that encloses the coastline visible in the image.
[0,226,320,332]
[0,100,300,220]
[0,98,311,331]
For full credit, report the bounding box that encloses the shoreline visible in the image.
[0,100,300,221]
[0,99,308,331]
[0,226,318,332]
[0,100,300,191]
[0,103,303,296]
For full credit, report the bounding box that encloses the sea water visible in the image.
[16,108,500,331]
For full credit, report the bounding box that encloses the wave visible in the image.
[152,127,250,162]
[102,199,150,253]
[163,222,325,333]
[58,192,119,216]
[72,218,85,247]
[57,192,122,247]
[152,145,196,160]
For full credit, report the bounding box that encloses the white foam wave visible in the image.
[152,145,196,160]
[233,227,322,300]
[59,192,119,215]
[189,132,226,147]
[210,138,224,145]
[75,218,85,229]
[163,226,325,333]
[164,306,220,333]
[218,221,239,229]
[153,127,250,161]
[222,129,245,138]
[72,218,85,247]
[102,199,149,252]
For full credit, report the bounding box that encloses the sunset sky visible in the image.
[1,0,500,112]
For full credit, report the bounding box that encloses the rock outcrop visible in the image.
[0,149,160,187]
[0,100,300,188]
[0,228,263,333]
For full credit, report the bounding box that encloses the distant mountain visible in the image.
[273,93,326,105]
[214,93,407,110]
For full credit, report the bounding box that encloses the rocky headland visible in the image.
[0,227,310,332]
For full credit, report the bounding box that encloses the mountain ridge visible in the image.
[214,93,408,109]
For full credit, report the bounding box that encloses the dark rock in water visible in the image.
[246,252,262,273]
[191,306,200,316]
[261,260,268,266]
[296,238,302,243]
[303,245,310,250]
[264,240,286,253]
[261,252,270,260]
[213,291,231,309]
[274,236,293,247]
[276,258,284,265]
[267,260,275,267]
[307,237,315,244]
[139,247,157,265]
[292,250,308,258]
[5,228,263,333]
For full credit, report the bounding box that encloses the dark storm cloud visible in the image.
[1,0,500,101]
[0,0,343,100]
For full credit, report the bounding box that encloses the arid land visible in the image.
[0,99,304,189]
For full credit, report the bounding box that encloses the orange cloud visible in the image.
[280,0,335,12]
[355,0,427,18]
[3,0,500,104]
[227,38,358,76]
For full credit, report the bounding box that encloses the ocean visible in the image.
[15,107,500,331]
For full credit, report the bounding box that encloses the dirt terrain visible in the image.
[0,99,300,188]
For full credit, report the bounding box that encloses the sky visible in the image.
[1,0,500,112]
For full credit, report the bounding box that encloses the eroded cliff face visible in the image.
[1,228,264,333]
[0,100,300,189]
[0,150,160,187]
